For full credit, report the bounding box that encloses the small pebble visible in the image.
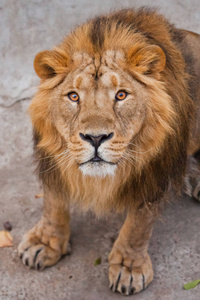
[3,221,12,231]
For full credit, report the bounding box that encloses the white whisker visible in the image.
[40,151,73,174]
[125,142,154,154]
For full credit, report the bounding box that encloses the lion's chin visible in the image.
[79,161,117,178]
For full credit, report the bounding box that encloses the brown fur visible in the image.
[18,8,200,295]
[30,8,194,213]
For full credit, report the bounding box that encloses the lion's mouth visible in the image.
[79,157,117,177]
[79,155,116,166]
[89,155,103,162]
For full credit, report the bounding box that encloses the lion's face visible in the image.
[46,50,149,177]
[31,30,175,182]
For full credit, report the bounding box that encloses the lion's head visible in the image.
[30,9,193,212]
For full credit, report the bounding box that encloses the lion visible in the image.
[18,8,200,295]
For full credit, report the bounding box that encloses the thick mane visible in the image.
[31,8,194,213]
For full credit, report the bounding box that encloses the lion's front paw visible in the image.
[18,218,70,270]
[109,253,153,295]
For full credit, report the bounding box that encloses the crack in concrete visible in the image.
[0,97,31,108]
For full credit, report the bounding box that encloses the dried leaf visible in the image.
[3,221,12,231]
[184,279,200,290]
[0,230,13,247]
[94,257,101,266]
[35,193,44,199]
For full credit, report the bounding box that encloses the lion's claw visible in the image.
[109,254,153,295]
[18,218,70,270]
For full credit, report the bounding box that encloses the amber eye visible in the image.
[68,92,79,102]
[115,90,128,101]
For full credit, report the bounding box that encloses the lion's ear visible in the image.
[128,45,166,76]
[34,49,69,79]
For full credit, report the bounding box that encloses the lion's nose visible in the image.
[79,132,114,149]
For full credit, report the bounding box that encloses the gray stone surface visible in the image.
[0,1,200,299]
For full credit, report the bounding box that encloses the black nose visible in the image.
[79,132,114,149]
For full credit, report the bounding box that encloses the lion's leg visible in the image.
[184,154,200,201]
[18,188,70,270]
[109,206,155,295]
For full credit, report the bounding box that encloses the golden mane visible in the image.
[30,8,194,214]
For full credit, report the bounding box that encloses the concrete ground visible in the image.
[0,0,200,299]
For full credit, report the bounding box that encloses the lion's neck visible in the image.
[61,163,133,215]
